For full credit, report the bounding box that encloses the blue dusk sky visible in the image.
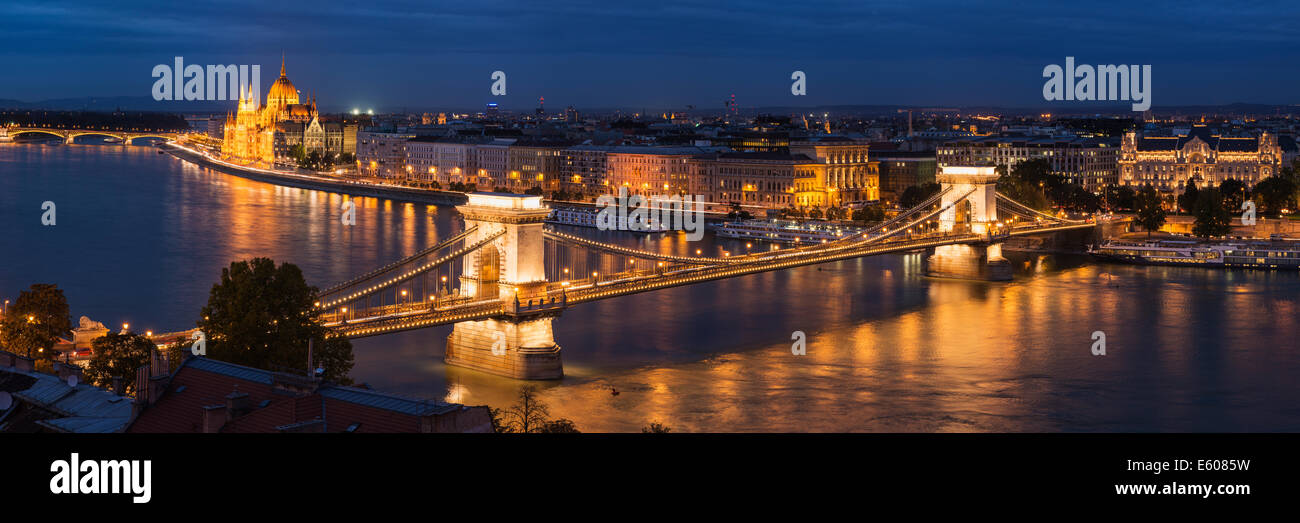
[1,0,1297,111]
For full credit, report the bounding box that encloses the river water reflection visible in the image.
[3,143,1298,432]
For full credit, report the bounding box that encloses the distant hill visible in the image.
[1,97,1295,118]
[0,96,233,114]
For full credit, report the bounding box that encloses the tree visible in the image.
[1177,181,1200,214]
[1060,185,1101,213]
[642,422,671,433]
[1253,176,1297,216]
[488,407,512,433]
[997,159,1059,211]
[0,283,72,359]
[850,207,880,223]
[524,186,544,196]
[288,143,307,164]
[1192,188,1233,238]
[899,182,941,209]
[807,207,823,220]
[1219,178,1248,213]
[501,385,550,433]
[198,258,354,383]
[497,385,580,433]
[298,150,335,172]
[84,332,155,394]
[1102,184,1137,212]
[1134,185,1166,237]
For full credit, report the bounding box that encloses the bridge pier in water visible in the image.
[926,243,1012,281]
[444,193,564,379]
[925,166,1012,281]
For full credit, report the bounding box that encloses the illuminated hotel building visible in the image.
[1119,126,1284,195]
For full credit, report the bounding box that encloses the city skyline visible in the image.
[3,1,1299,110]
[5,1,1298,508]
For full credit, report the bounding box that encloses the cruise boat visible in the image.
[1090,239,1300,269]
[714,219,865,244]
[547,206,670,232]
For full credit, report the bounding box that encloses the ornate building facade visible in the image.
[1119,126,1283,196]
[788,137,880,207]
[222,57,319,166]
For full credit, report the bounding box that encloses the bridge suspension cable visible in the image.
[825,186,953,246]
[319,228,505,309]
[320,225,478,296]
[543,229,736,265]
[995,193,1086,224]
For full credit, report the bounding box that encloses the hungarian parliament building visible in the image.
[1119,126,1287,195]
[221,58,356,167]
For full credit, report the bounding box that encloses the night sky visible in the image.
[2,0,1297,111]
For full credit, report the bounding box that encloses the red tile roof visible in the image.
[127,357,489,433]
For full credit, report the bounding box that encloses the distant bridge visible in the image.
[1,124,182,144]
[313,165,1096,380]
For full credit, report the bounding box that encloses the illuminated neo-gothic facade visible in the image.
[222,57,318,166]
[1119,126,1282,195]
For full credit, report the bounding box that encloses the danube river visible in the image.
[4,142,1299,432]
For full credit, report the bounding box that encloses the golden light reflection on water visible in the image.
[9,143,1300,433]
[507,258,1300,433]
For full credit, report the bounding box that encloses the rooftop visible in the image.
[126,356,490,433]
[0,355,133,433]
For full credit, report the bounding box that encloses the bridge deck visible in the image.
[325,222,1088,338]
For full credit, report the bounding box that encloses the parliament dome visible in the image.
[266,57,299,107]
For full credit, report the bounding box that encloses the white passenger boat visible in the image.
[714,219,865,244]
[1089,239,1300,269]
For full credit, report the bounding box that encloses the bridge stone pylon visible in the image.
[445,193,564,379]
[927,165,1012,281]
[936,166,999,234]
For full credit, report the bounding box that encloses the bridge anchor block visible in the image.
[445,317,563,380]
[925,243,1012,281]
